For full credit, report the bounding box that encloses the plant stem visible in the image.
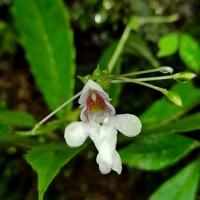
[107,14,179,73]
[138,14,179,25]
[132,75,173,82]
[111,78,164,92]
[108,22,132,73]
[120,66,173,77]
[32,91,82,134]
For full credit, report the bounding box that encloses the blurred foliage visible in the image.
[149,160,200,200]
[0,0,200,200]
[0,20,16,54]
[158,32,200,72]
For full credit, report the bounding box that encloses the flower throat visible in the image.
[84,91,111,121]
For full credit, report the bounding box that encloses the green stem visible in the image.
[107,14,179,73]
[108,22,132,73]
[138,14,179,26]
[130,80,164,92]
[32,91,82,134]
[120,66,173,77]
[132,75,173,82]
[111,78,165,92]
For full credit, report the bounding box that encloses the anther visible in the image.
[91,92,97,102]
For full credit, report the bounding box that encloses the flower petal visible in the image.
[112,151,122,174]
[96,156,111,174]
[96,138,114,174]
[96,146,122,174]
[78,79,110,105]
[87,121,101,149]
[113,114,142,137]
[105,100,115,116]
[64,121,89,147]
[99,117,118,148]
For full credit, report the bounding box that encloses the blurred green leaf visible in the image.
[0,93,12,134]
[0,134,37,147]
[179,33,200,72]
[125,33,160,68]
[157,32,179,57]
[25,143,86,200]
[149,160,200,200]
[0,124,11,135]
[99,42,122,106]
[0,20,16,54]
[0,110,36,127]
[12,0,75,117]
[152,113,200,134]
[119,134,199,170]
[141,82,200,128]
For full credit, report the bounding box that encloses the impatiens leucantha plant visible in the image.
[30,66,196,174]
[64,79,142,174]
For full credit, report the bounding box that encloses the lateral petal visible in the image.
[64,121,89,147]
[112,151,122,174]
[113,114,142,137]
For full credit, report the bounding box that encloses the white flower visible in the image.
[64,79,142,174]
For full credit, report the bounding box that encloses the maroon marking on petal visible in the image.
[83,91,112,121]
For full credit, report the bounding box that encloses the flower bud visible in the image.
[162,89,183,107]
[160,66,174,74]
[172,72,196,83]
[78,66,111,89]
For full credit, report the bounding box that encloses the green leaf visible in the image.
[149,160,200,200]
[179,33,200,72]
[125,33,160,68]
[141,82,200,128]
[12,0,75,116]
[152,113,200,134]
[157,32,179,57]
[0,110,36,127]
[0,134,37,147]
[119,134,199,170]
[25,143,86,200]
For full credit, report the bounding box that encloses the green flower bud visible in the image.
[160,66,174,74]
[172,72,196,83]
[162,89,183,107]
[78,66,111,90]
